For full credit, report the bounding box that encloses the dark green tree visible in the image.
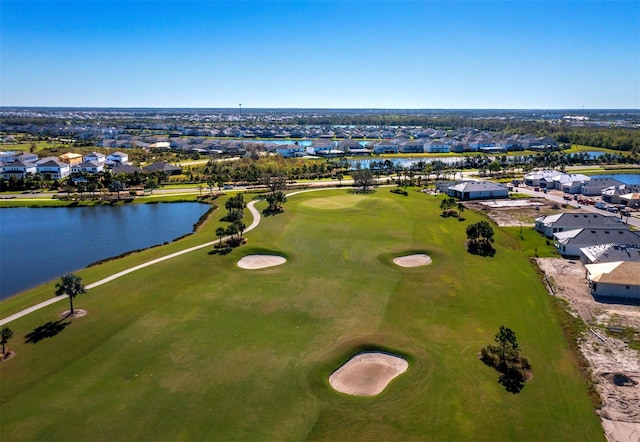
[55,274,87,315]
[1,326,13,355]
[351,168,374,192]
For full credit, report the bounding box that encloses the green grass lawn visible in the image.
[0,190,603,441]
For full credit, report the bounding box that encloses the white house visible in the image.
[84,152,106,164]
[581,177,625,196]
[447,181,509,200]
[371,141,399,154]
[535,212,622,238]
[0,160,38,180]
[72,160,105,174]
[398,140,424,153]
[37,159,71,180]
[585,261,640,299]
[554,228,640,257]
[424,140,451,153]
[275,145,306,158]
[106,151,129,165]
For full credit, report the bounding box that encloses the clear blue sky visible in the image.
[1,0,638,109]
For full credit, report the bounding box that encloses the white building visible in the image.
[585,261,640,299]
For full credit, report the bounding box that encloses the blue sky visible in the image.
[1,0,638,109]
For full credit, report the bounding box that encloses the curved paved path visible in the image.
[0,187,334,326]
[0,199,263,326]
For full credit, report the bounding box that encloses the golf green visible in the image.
[0,189,604,441]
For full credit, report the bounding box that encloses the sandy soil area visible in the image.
[537,258,640,442]
[237,255,286,269]
[465,197,576,227]
[329,352,408,396]
[393,254,432,267]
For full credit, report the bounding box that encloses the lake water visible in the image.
[0,203,210,299]
[591,174,640,185]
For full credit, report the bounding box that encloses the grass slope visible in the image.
[0,189,603,441]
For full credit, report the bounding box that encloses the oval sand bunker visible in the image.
[393,254,432,267]
[237,255,286,269]
[329,352,408,396]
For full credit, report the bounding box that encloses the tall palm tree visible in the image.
[55,274,87,315]
[1,326,13,355]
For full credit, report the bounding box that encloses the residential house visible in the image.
[37,159,71,180]
[72,160,104,174]
[581,177,625,196]
[620,193,640,209]
[110,164,145,175]
[585,261,640,299]
[59,152,83,166]
[398,140,424,153]
[535,212,623,238]
[0,151,39,164]
[424,140,451,153]
[371,141,399,154]
[0,160,38,180]
[554,228,640,257]
[106,151,129,165]
[580,243,640,265]
[447,181,509,200]
[275,144,306,158]
[84,152,106,164]
[602,184,640,204]
[143,162,182,175]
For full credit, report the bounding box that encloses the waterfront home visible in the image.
[371,140,399,154]
[585,261,640,299]
[275,145,306,158]
[524,170,560,187]
[37,159,71,179]
[0,160,37,179]
[535,212,623,238]
[447,181,509,200]
[602,184,640,205]
[399,140,424,153]
[306,141,335,155]
[424,140,451,153]
[581,177,625,196]
[554,228,639,257]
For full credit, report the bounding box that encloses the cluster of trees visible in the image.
[215,194,247,249]
[480,325,532,394]
[466,221,495,256]
[439,197,465,218]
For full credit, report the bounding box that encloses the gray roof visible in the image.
[536,212,623,229]
[580,243,640,263]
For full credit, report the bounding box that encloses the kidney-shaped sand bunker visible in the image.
[237,255,286,269]
[393,254,432,267]
[329,352,408,396]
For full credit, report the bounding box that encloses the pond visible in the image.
[0,202,211,300]
[591,174,640,185]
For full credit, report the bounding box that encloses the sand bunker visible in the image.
[393,254,432,267]
[237,255,286,269]
[329,352,408,396]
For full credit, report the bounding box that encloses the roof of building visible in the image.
[555,228,639,246]
[585,261,640,285]
[449,181,508,193]
[142,162,182,172]
[536,212,622,229]
[580,243,640,263]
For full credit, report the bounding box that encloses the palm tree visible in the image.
[55,274,87,315]
[1,326,13,355]
[215,227,225,245]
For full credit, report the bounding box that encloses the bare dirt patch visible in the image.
[465,198,578,227]
[537,258,640,441]
[393,254,432,268]
[237,255,286,270]
[329,352,408,396]
[59,309,87,319]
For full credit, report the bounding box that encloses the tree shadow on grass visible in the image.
[25,319,71,344]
